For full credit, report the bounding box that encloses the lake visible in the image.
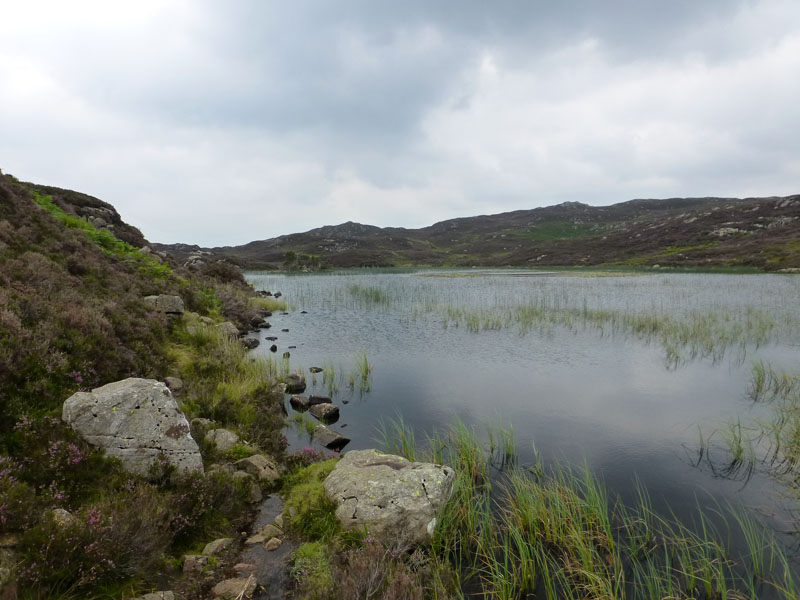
[246,269,800,559]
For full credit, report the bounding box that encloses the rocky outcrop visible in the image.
[62,378,203,476]
[323,449,455,545]
[143,295,184,315]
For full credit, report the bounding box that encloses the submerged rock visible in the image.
[309,403,339,423]
[62,378,202,476]
[313,425,350,451]
[323,449,455,545]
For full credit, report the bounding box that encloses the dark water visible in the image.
[246,270,800,548]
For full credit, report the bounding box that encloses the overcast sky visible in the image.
[2,1,799,246]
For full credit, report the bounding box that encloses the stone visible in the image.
[289,395,310,411]
[0,535,19,548]
[308,395,332,405]
[212,577,258,599]
[183,554,210,574]
[259,321,272,329]
[131,592,175,600]
[257,523,282,539]
[282,352,290,359]
[143,294,184,315]
[203,537,235,556]
[205,428,241,452]
[242,338,260,350]
[216,321,240,338]
[232,471,262,503]
[309,403,339,423]
[264,537,282,551]
[191,417,215,438]
[199,316,214,325]
[273,514,284,529]
[49,508,80,529]
[63,378,202,476]
[245,534,267,545]
[313,425,350,451]
[309,366,323,373]
[323,449,456,546]
[284,373,306,393]
[269,344,278,353]
[235,454,280,484]
[164,376,183,395]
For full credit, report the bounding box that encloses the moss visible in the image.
[282,459,340,540]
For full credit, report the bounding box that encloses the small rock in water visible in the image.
[282,352,290,359]
[269,344,278,353]
[264,537,282,551]
[281,328,289,333]
[308,395,332,405]
[274,292,282,298]
[300,310,308,314]
[288,345,296,349]
[281,312,289,315]
[266,336,277,341]
[313,425,350,451]
[309,366,323,373]
[309,403,339,423]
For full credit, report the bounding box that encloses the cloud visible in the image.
[1,1,799,245]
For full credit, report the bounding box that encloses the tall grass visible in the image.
[378,418,798,599]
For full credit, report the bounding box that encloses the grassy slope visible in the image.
[0,172,289,598]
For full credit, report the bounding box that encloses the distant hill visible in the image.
[154,195,800,271]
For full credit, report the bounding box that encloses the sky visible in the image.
[1,1,800,246]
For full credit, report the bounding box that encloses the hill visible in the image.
[155,195,800,271]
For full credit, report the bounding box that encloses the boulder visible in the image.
[289,395,310,411]
[203,537,234,556]
[233,563,257,577]
[49,508,80,529]
[323,449,455,546]
[212,577,258,599]
[205,428,241,452]
[309,403,339,423]
[269,344,278,353]
[284,373,306,394]
[62,378,202,476]
[264,537,282,551]
[309,367,323,373]
[216,321,240,338]
[313,425,350,451]
[308,395,332,405]
[143,295,184,315]
[235,454,280,484]
[241,338,260,350]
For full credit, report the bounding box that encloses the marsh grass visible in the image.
[378,418,797,599]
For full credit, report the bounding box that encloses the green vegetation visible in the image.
[32,191,172,280]
[512,221,605,241]
[282,459,340,540]
[377,419,797,600]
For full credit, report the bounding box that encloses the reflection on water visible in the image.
[246,270,800,549]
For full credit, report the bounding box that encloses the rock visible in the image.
[0,535,19,549]
[242,338,260,350]
[235,454,280,484]
[212,577,258,599]
[191,417,215,438]
[216,321,240,338]
[131,592,175,600]
[282,352,290,359]
[207,463,235,476]
[289,395,310,411]
[257,524,282,539]
[284,373,306,394]
[308,395,331,405]
[259,321,272,329]
[309,403,339,423]
[49,508,80,529]
[264,537,282,551]
[269,344,278,353]
[206,428,241,452]
[288,345,296,349]
[143,294,184,315]
[323,449,456,546]
[62,378,202,476]
[183,554,211,574]
[245,533,267,545]
[281,328,289,333]
[232,471,262,503]
[164,376,183,395]
[203,537,235,557]
[273,514,284,529]
[309,367,323,373]
[199,316,214,325]
[301,310,308,314]
[274,292,282,298]
[265,335,278,341]
[313,425,350,451]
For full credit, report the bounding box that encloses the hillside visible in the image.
[155,195,800,271]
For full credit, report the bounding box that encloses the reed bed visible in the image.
[379,418,798,600]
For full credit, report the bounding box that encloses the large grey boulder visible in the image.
[62,378,203,476]
[143,295,184,315]
[323,449,455,545]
